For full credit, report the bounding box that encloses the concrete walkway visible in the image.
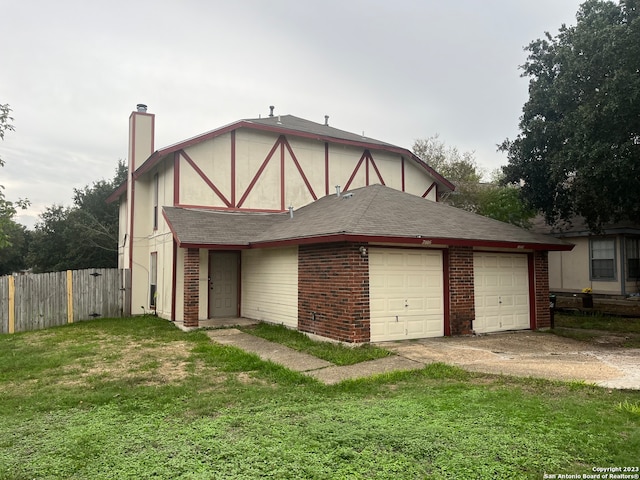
[206,329,423,385]
[204,327,640,389]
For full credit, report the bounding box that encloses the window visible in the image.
[152,172,159,230]
[150,252,158,309]
[626,237,640,280]
[590,238,616,280]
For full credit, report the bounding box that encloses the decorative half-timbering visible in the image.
[108,105,571,342]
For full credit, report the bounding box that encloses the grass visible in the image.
[240,322,391,365]
[0,317,638,479]
[552,312,640,347]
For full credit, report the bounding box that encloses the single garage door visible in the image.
[369,248,444,342]
[474,253,530,334]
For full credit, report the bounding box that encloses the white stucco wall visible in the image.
[241,247,298,327]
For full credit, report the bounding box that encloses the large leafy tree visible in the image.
[0,103,29,250]
[501,0,640,231]
[28,161,126,272]
[413,136,535,228]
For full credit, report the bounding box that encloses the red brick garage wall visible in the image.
[298,243,370,343]
[533,250,550,329]
[448,246,475,335]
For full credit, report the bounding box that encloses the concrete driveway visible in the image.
[379,331,640,390]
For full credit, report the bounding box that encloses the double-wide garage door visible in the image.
[369,248,444,342]
[474,253,530,334]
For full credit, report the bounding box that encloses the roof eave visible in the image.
[250,233,574,251]
[106,181,127,204]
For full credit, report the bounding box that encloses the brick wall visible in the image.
[183,248,200,327]
[533,250,550,329]
[448,246,475,335]
[298,243,370,343]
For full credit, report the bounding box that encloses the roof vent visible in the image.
[288,205,294,219]
[269,105,275,117]
[277,115,282,125]
[343,192,354,199]
[335,185,341,197]
[324,115,329,126]
[136,103,148,113]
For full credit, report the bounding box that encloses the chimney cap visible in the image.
[136,103,148,113]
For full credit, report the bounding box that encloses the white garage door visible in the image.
[369,248,444,342]
[474,253,530,334]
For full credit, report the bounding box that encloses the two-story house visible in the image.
[107,105,571,343]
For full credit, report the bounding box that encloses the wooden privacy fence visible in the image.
[0,268,131,334]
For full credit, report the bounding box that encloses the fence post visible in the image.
[67,270,73,324]
[8,276,15,334]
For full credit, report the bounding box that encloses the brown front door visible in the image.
[209,252,239,318]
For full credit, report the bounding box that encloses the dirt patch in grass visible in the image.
[58,339,198,387]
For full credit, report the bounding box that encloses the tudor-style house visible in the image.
[108,105,571,343]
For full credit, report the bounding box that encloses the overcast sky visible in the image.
[1,0,583,228]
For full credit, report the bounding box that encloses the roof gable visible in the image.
[107,113,455,202]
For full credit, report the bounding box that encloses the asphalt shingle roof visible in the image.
[164,185,571,250]
[244,115,397,148]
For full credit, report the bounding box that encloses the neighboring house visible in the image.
[107,105,571,343]
[533,217,640,296]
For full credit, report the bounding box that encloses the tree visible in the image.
[500,0,640,231]
[27,161,126,272]
[27,205,71,272]
[413,135,482,185]
[0,212,30,275]
[413,136,535,227]
[475,171,537,229]
[0,103,29,250]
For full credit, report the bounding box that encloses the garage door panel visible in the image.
[386,274,404,288]
[370,248,444,342]
[515,295,529,306]
[484,275,499,287]
[388,298,406,312]
[474,253,530,334]
[386,253,406,266]
[407,275,425,288]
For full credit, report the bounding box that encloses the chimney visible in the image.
[269,105,275,117]
[324,115,329,126]
[125,104,155,273]
[128,103,155,172]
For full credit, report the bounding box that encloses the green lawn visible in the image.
[240,322,391,365]
[552,312,640,347]
[1,317,639,479]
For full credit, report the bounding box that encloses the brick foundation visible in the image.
[298,243,370,343]
[533,251,550,329]
[183,248,200,328]
[448,246,475,335]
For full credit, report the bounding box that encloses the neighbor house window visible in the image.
[153,172,159,230]
[150,252,158,309]
[590,238,616,280]
[626,237,640,280]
